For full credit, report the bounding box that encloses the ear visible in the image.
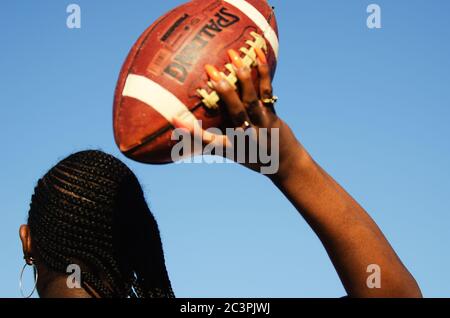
[19,224,33,263]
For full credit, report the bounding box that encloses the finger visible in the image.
[205,64,251,128]
[228,50,258,107]
[255,47,273,101]
[254,48,278,121]
[228,49,266,125]
[172,116,230,149]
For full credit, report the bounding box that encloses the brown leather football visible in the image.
[113,0,279,164]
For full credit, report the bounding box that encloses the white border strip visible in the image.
[122,74,196,124]
[224,0,279,59]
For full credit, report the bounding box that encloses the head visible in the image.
[19,150,174,298]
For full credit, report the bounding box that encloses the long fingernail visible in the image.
[227,49,244,69]
[255,47,267,65]
[205,64,222,82]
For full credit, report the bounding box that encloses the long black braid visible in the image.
[27,150,174,298]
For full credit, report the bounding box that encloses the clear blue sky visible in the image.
[1,0,449,298]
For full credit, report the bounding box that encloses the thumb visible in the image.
[172,117,230,148]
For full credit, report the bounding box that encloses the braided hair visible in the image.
[27,150,174,298]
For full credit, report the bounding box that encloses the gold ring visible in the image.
[241,120,252,131]
[262,96,278,105]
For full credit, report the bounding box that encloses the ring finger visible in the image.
[205,64,251,128]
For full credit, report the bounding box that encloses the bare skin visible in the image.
[173,50,423,298]
[19,225,98,298]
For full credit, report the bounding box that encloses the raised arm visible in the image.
[173,48,422,298]
[271,143,422,297]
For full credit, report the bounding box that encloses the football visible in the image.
[113,0,279,164]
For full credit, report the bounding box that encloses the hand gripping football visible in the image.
[113,0,279,164]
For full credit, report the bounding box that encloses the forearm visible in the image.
[272,145,422,297]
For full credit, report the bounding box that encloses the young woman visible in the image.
[20,49,421,298]
[20,150,174,298]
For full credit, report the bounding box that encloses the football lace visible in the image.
[197,31,268,110]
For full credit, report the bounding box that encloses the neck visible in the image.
[37,273,96,298]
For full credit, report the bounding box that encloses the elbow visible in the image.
[376,276,423,298]
[349,272,423,298]
[383,269,423,298]
[390,278,423,298]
